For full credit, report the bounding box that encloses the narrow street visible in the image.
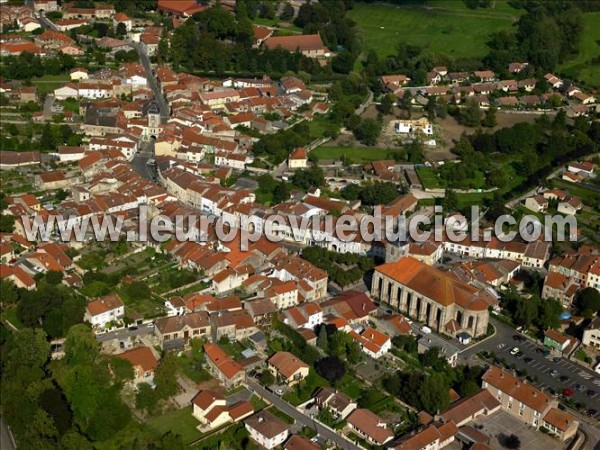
[246,379,361,450]
[131,42,170,122]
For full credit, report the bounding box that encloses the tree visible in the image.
[280,2,295,21]
[574,287,600,319]
[64,324,99,366]
[272,181,290,204]
[155,352,179,399]
[115,22,127,37]
[482,106,498,128]
[135,383,159,412]
[501,434,521,449]
[379,94,394,115]
[461,98,483,127]
[259,370,275,386]
[536,298,562,330]
[419,372,451,414]
[0,214,15,232]
[110,356,134,382]
[45,270,64,285]
[442,189,458,213]
[317,325,329,352]
[315,356,346,383]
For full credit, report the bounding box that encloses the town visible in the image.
[0,1,599,450]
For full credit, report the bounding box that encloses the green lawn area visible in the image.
[308,116,339,140]
[253,17,302,34]
[146,406,203,444]
[312,146,394,164]
[558,12,600,88]
[348,1,521,59]
[31,74,70,95]
[416,166,445,189]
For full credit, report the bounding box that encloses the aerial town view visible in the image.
[0,0,599,449]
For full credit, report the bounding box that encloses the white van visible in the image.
[421,326,432,335]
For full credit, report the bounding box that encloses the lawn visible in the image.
[146,406,203,444]
[416,166,445,189]
[312,145,394,164]
[558,12,600,88]
[31,74,70,95]
[347,1,521,60]
[0,307,23,329]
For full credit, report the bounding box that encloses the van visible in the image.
[421,326,432,334]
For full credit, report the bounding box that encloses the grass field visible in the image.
[31,74,70,95]
[312,146,394,164]
[558,12,600,88]
[347,1,522,59]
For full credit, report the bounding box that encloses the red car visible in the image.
[562,388,574,397]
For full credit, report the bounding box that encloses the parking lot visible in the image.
[464,319,600,414]
[471,411,563,450]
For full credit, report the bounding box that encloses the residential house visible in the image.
[346,408,394,446]
[263,34,329,59]
[116,346,158,385]
[288,147,307,169]
[314,387,357,420]
[267,351,309,385]
[84,294,125,329]
[388,422,457,450]
[543,329,574,354]
[524,195,548,213]
[204,343,245,389]
[557,197,583,216]
[245,411,290,449]
[542,407,579,441]
[154,311,211,350]
[582,317,600,350]
[349,327,391,359]
[192,390,254,431]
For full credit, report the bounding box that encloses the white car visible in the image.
[421,326,432,335]
[510,347,520,356]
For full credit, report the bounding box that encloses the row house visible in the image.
[204,343,245,389]
[154,311,211,350]
[548,250,600,290]
[349,327,392,359]
[280,302,323,330]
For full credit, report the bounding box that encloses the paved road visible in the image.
[0,417,16,450]
[246,379,361,450]
[43,94,54,120]
[130,140,157,181]
[131,42,170,122]
[95,323,154,343]
[463,319,600,411]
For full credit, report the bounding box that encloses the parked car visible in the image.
[586,390,596,398]
[510,347,520,356]
[421,326,432,334]
[550,369,559,378]
[562,388,574,397]
[513,335,525,342]
[575,384,586,393]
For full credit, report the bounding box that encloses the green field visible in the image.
[31,74,70,95]
[312,146,395,164]
[146,407,203,444]
[347,1,522,59]
[558,12,600,88]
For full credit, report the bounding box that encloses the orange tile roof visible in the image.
[204,343,243,380]
[543,407,577,432]
[268,351,308,379]
[116,346,158,372]
[86,294,124,316]
[483,366,552,414]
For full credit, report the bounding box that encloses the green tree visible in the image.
[155,352,179,399]
[135,383,159,412]
[317,325,329,352]
[115,22,127,36]
[536,298,562,330]
[64,324,99,366]
[574,287,600,319]
[259,370,275,386]
[110,356,134,382]
[379,94,394,115]
[461,98,483,127]
[442,189,459,213]
[420,372,451,414]
[45,270,64,285]
[482,106,497,128]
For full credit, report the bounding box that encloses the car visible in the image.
[552,357,561,363]
[498,343,506,350]
[274,388,284,395]
[421,326,432,334]
[550,369,559,378]
[513,334,525,342]
[524,357,533,363]
[562,388,574,397]
[575,384,586,393]
[559,375,570,383]
[516,351,525,359]
[510,347,520,356]
[128,326,138,331]
[587,389,596,398]
[547,387,557,396]
[587,408,598,417]
[536,347,551,356]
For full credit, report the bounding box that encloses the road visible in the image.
[0,417,16,450]
[463,319,600,412]
[246,379,361,450]
[131,42,170,122]
[43,93,54,120]
[130,140,157,180]
[95,323,154,343]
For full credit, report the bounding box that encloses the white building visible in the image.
[245,411,290,450]
[84,294,125,329]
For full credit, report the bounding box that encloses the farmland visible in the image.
[347,1,522,60]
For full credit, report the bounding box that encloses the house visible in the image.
[544,73,563,89]
[389,422,457,450]
[372,257,492,337]
[84,294,125,330]
[157,0,206,17]
[0,264,36,290]
[509,62,528,73]
[582,317,600,350]
[557,197,583,216]
[284,435,321,450]
[346,408,394,446]
[113,12,132,32]
[192,390,254,431]
[439,389,501,427]
[245,410,290,449]
[320,290,376,325]
[69,67,89,81]
[288,147,307,169]
[482,365,555,429]
[116,346,158,385]
[418,333,460,368]
[474,70,495,82]
[204,343,245,389]
[314,387,357,420]
[349,327,391,359]
[263,34,329,58]
[267,351,309,385]
[154,311,211,350]
[0,151,41,170]
[35,170,68,190]
[542,407,579,441]
[567,161,595,176]
[524,195,548,213]
[543,329,573,354]
[253,25,273,47]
